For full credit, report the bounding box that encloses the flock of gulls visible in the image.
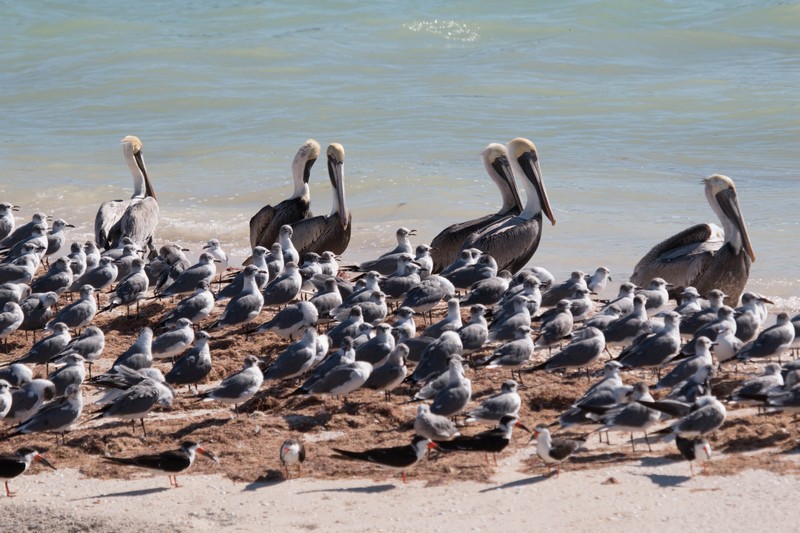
[0,135,799,496]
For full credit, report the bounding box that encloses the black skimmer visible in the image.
[531,424,585,477]
[280,438,306,479]
[331,436,435,483]
[103,441,219,487]
[0,447,56,497]
[435,415,530,465]
[675,436,712,477]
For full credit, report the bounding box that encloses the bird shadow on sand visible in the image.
[298,484,396,495]
[170,417,229,439]
[242,470,287,491]
[73,487,171,500]
[637,472,692,487]
[478,474,551,492]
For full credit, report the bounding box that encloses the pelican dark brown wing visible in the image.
[630,175,754,305]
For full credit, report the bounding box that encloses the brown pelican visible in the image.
[249,139,321,249]
[94,136,159,257]
[289,143,351,256]
[430,143,523,273]
[630,174,755,306]
[461,137,555,273]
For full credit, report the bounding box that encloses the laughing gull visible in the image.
[681,305,735,356]
[262,261,302,307]
[47,354,86,396]
[335,290,387,325]
[656,395,727,439]
[430,357,472,417]
[540,271,587,308]
[157,280,215,328]
[680,289,726,335]
[198,355,263,413]
[617,311,682,370]
[0,363,32,387]
[730,362,784,407]
[422,299,463,339]
[0,302,24,346]
[458,304,489,355]
[478,325,534,382]
[210,265,264,331]
[488,295,531,343]
[400,275,455,316]
[590,382,660,451]
[30,256,73,295]
[414,404,460,441]
[654,336,715,389]
[70,256,117,293]
[603,294,652,347]
[355,323,395,367]
[104,257,148,315]
[108,327,154,372]
[354,227,417,275]
[7,322,71,367]
[461,271,512,307]
[363,343,408,398]
[735,312,796,361]
[256,300,318,339]
[20,291,58,333]
[309,277,343,318]
[535,300,573,350]
[391,306,417,340]
[103,441,218,488]
[635,278,672,314]
[286,357,372,398]
[47,285,96,331]
[465,380,521,424]
[327,305,363,348]
[4,384,83,444]
[217,247,270,302]
[528,327,605,373]
[3,379,56,425]
[332,435,433,484]
[263,328,318,381]
[52,325,105,370]
[152,318,195,360]
[585,267,611,293]
[157,252,218,298]
[165,331,213,392]
[0,380,10,418]
[411,331,463,384]
[443,253,498,291]
[89,372,173,436]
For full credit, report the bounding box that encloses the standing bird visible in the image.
[631,174,755,306]
[289,143,351,256]
[157,281,215,328]
[530,424,585,477]
[331,436,434,484]
[435,415,530,466]
[0,203,19,242]
[462,138,556,274]
[465,380,522,424]
[157,252,218,298]
[0,448,56,497]
[209,265,264,331]
[430,143,523,273]
[103,441,218,488]
[103,257,149,316]
[197,355,263,413]
[279,438,306,480]
[414,404,460,441]
[735,312,795,362]
[165,331,213,392]
[95,136,159,256]
[249,139,321,250]
[152,318,195,360]
[4,384,83,444]
[675,436,712,477]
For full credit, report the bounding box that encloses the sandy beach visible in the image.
[1,299,798,532]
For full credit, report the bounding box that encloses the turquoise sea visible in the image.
[1,1,798,304]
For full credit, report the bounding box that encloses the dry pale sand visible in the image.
[1,446,798,533]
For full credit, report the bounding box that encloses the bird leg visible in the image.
[629,433,637,452]
[5,481,15,497]
[493,453,498,467]
[690,462,695,477]
[401,470,407,484]
[644,432,652,452]
[141,418,147,437]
